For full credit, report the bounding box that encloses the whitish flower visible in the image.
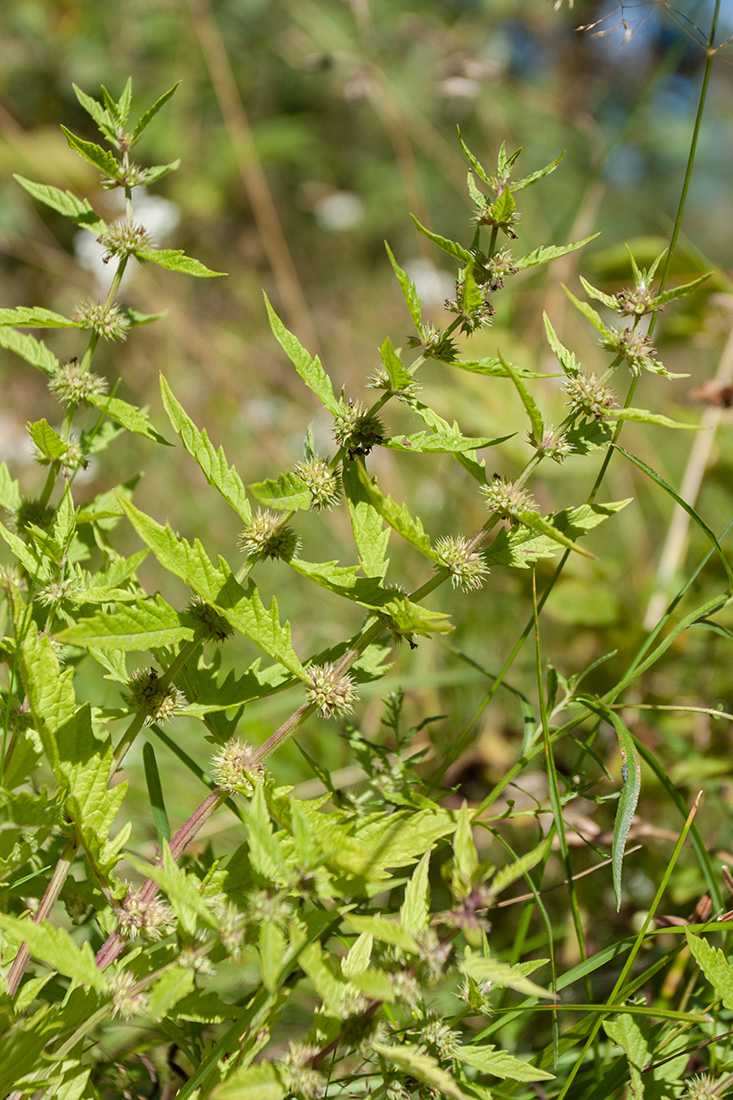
[684,1073,730,1100]
[107,970,149,1020]
[125,667,187,725]
[332,397,385,458]
[116,889,175,942]
[73,300,130,341]
[563,372,617,419]
[294,457,341,510]
[210,738,264,794]
[50,361,108,407]
[420,1011,461,1059]
[278,1041,326,1100]
[238,510,300,561]
[481,476,537,521]
[306,663,359,719]
[434,535,489,591]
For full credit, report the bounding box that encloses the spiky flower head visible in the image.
[528,425,571,464]
[481,476,537,521]
[415,928,452,981]
[107,970,149,1020]
[73,300,130,342]
[245,888,292,927]
[210,738,265,794]
[33,438,87,481]
[602,325,661,375]
[278,1042,326,1100]
[125,667,187,725]
[391,970,421,1008]
[332,397,385,458]
[386,1084,410,1100]
[615,282,658,317]
[186,595,234,642]
[178,944,216,976]
[238,510,300,561]
[434,535,489,592]
[217,901,246,959]
[116,889,175,942]
[49,361,108,407]
[97,222,151,264]
[306,662,359,719]
[419,1011,461,1059]
[407,322,458,362]
[683,1074,730,1100]
[367,365,421,401]
[563,372,617,419]
[37,574,84,609]
[13,497,55,535]
[294,457,341,510]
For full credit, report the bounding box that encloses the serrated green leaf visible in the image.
[384,429,500,453]
[149,966,195,1020]
[578,275,618,309]
[543,312,580,376]
[85,391,170,444]
[461,264,483,315]
[264,295,339,414]
[385,243,422,331]
[345,914,420,953]
[498,351,543,440]
[260,922,287,992]
[354,807,457,872]
[458,1046,555,1082]
[517,509,596,559]
[0,307,80,329]
[72,83,117,144]
[161,376,251,521]
[608,407,701,430]
[341,931,373,978]
[341,460,391,579]
[27,418,67,460]
[141,159,181,185]
[249,471,311,512]
[349,965,396,1002]
[0,461,21,510]
[116,496,306,675]
[485,499,629,569]
[0,328,59,375]
[685,929,733,1011]
[214,1062,286,1100]
[55,594,195,650]
[354,464,436,560]
[299,939,347,1014]
[452,802,479,898]
[487,187,515,230]
[457,129,490,184]
[400,850,431,934]
[382,595,452,638]
[564,286,614,338]
[515,234,599,270]
[513,150,564,190]
[60,126,121,179]
[654,272,709,307]
[373,1042,468,1100]
[132,81,181,143]
[248,785,291,883]
[127,842,219,936]
[409,214,473,264]
[375,337,409,392]
[588,702,640,911]
[136,245,225,277]
[14,175,106,233]
[461,952,556,999]
[0,914,107,991]
[489,835,552,899]
[449,357,543,379]
[288,557,362,593]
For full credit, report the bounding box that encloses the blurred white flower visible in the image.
[404,258,454,309]
[313,190,364,232]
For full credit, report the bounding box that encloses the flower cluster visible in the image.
[481,476,536,521]
[186,595,234,641]
[49,360,108,407]
[433,535,489,591]
[210,738,265,794]
[73,300,131,341]
[277,1042,326,1100]
[407,322,458,362]
[306,662,359,719]
[116,889,174,942]
[238,510,300,561]
[563,372,617,420]
[528,425,571,464]
[602,324,661,375]
[294,456,341,510]
[332,397,385,458]
[97,221,151,263]
[125,667,187,725]
[107,970,149,1020]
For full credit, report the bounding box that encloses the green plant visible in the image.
[0,48,732,1100]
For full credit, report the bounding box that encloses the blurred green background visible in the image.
[1,0,732,929]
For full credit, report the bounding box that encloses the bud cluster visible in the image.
[602,325,660,375]
[186,595,234,641]
[97,221,151,264]
[407,322,458,362]
[107,970,149,1020]
[116,889,175,942]
[563,372,617,419]
[481,476,537,521]
[528,425,571,464]
[278,1042,326,1100]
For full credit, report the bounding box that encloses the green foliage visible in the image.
[0,65,730,1100]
